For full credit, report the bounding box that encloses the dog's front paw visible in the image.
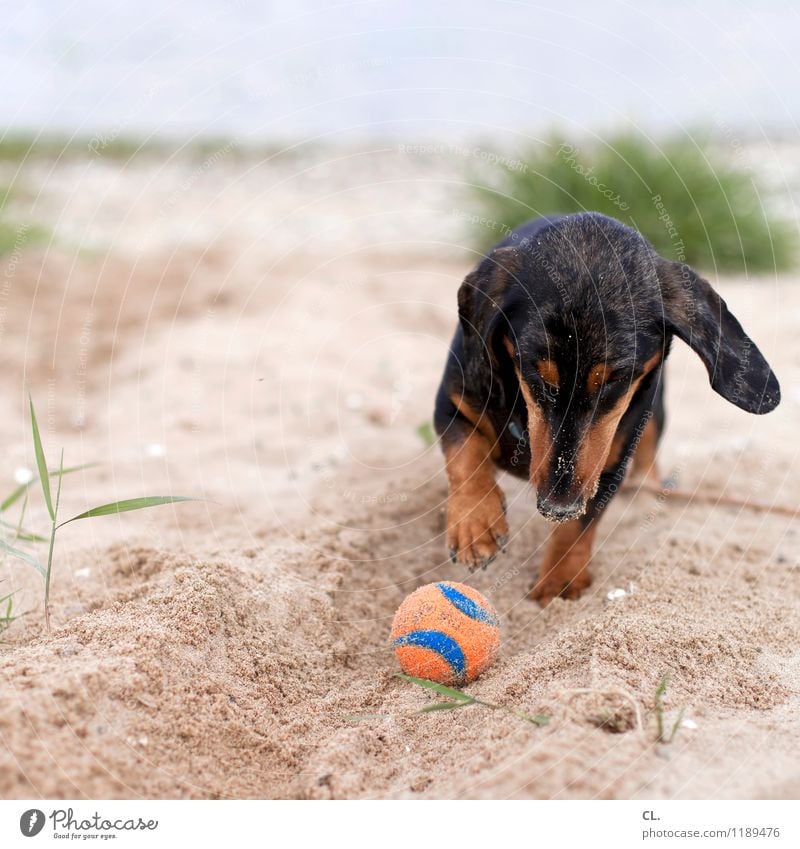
[529,568,592,607]
[446,485,508,571]
[529,520,594,606]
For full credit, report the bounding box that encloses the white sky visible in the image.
[1,0,798,142]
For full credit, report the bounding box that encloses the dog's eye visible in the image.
[600,374,631,394]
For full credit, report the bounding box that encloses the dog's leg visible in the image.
[530,518,596,606]
[442,430,509,571]
[530,413,646,605]
[629,416,662,485]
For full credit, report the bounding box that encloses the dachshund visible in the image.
[434,212,780,605]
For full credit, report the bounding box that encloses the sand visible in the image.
[0,147,799,799]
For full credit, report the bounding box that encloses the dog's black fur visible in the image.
[434,212,780,604]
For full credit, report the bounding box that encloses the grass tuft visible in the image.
[0,585,18,639]
[416,421,436,447]
[396,673,549,726]
[0,395,201,632]
[654,672,686,744]
[469,133,795,273]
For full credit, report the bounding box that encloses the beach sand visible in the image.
[0,148,798,799]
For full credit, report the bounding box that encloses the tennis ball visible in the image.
[391,581,500,686]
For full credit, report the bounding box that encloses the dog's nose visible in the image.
[537,495,586,523]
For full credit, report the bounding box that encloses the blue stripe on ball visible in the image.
[436,582,499,626]
[393,629,466,679]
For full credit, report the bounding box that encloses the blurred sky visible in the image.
[1,0,799,142]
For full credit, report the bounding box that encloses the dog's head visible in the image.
[457,212,780,522]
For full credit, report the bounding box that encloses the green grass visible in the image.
[654,672,685,744]
[0,584,17,639]
[0,395,200,632]
[0,133,174,161]
[469,133,795,273]
[0,132,291,163]
[396,673,550,726]
[416,421,436,447]
[0,183,49,256]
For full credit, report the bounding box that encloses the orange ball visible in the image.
[391,581,500,686]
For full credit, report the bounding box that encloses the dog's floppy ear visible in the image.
[457,246,520,361]
[656,258,780,414]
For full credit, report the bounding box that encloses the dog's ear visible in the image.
[656,258,780,414]
[457,246,520,361]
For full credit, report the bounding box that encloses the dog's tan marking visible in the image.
[630,415,661,484]
[530,519,597,606]
[587,363,613,394]
[604,431,627,472]
[443,432,508,571]
[449,391,500,459]
[576,353,662,496]
[502,338,554,492]
[537,358,560,388]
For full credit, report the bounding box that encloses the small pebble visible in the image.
[607,583,635,602]
[681,718,698,730]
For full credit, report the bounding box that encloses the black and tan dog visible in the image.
[434,212,780,605]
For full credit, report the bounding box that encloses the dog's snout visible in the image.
[537,495,586,523]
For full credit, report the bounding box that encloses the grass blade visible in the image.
[420,701,472,713]
[0,519,46,542]
[0,485,25,513]
[0,538,46,576]
[515,712,550,726]
[1,591,18,637]
[43,449,65,634]
[655,672,671,743]
[59,495,199,527]
[394,673,473,702]
[668,706,686,744]
[1,462,99,513]
[29,395,54,520]
[416,421,436,447]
